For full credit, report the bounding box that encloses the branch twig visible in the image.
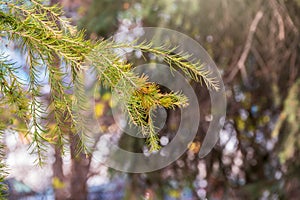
[227,10,264,84]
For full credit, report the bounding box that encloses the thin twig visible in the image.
[227,10,264,84]
[269,0,285,40]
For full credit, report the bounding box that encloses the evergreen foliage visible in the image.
[0,0,218,197]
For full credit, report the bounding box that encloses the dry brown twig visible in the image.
[226,10,264,85]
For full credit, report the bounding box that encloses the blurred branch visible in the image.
[269,0,285,40]
[226,10,264,85]
[250,46,268,77]
[269,79,300,199]
[280,0,299,34]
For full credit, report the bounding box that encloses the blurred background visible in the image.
[3,0,300,199]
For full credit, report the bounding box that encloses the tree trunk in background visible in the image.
[52,146,68,200]
[48,51,71,200]
[48,1,91,199]
[69,133,91,200]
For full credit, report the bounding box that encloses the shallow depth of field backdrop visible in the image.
[2,0,300,199]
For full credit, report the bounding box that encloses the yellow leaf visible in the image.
[95,102,105,117]
[169,190,180,198]
[102,92,111,101]
[188,141,201,153]
[52,177,65,189]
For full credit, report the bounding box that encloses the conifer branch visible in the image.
[27,49,48,165]
[112,41,220,91]
[0,0,219,161]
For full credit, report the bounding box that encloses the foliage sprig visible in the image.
[0,0,218,185]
